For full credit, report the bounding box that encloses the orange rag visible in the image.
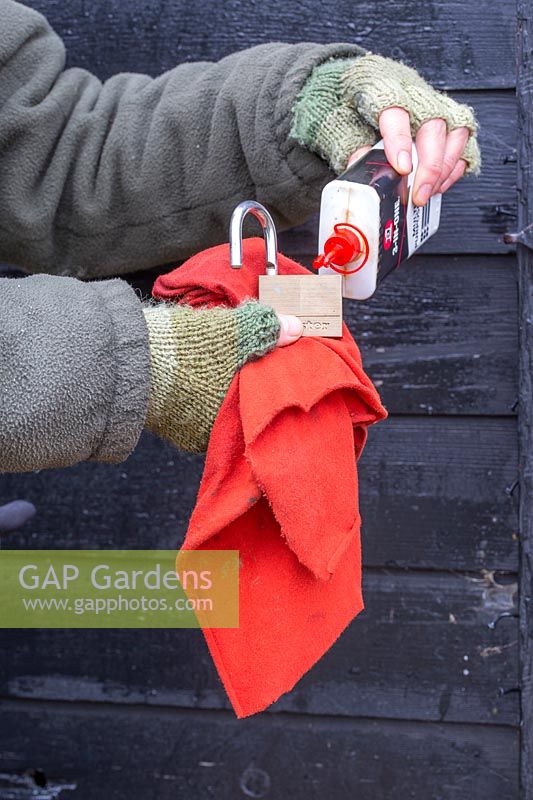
[153,237,387,718]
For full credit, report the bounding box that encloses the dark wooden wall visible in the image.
[0,1,521,798]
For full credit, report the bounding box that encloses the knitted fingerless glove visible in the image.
[143,301,280,453]
[290,53,480,175]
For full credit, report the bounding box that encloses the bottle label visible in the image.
[407,194,435,252]
[339,147,410,283]
[337,142,441,287]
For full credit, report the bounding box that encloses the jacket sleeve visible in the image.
[0,0,364,278]
[0,274,150,472]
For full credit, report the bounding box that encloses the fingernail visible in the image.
[281,315,303,338]
[415,183,432,205]
[397,150,412,173]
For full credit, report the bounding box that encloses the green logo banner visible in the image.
[0,550,239,629]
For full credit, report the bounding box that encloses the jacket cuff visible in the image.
[88,279,151,463]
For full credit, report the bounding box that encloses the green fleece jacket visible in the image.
[0,0,364,473]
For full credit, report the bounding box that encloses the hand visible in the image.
[143,301,302,453]
[290,52,480,202]
[347,107,469,206]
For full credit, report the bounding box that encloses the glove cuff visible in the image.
[143,301,279,453]
[290,56,377,174]
[234,300,281,367]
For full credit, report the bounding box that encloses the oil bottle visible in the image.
[314,140,442,300]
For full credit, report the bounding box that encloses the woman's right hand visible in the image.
[290,52,480,198]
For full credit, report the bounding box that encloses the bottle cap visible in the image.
[313,223,369,274]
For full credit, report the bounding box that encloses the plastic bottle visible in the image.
[314,140,442,300]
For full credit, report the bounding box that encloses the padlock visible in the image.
[229,200,343,337]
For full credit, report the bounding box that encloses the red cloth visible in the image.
[153,237,387,718]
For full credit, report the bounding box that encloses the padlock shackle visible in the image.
[229,200,278,275]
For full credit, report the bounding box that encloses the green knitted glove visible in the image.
[143,301,280,453]
[290,53,480,175]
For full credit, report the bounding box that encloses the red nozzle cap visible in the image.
[313,223,370,274]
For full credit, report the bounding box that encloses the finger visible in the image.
[413,118,447,206]
[276,314,303,347]
[346,144,373,169]
[439,159,467,194]
[379,107,413,174]
[433,127,469,194]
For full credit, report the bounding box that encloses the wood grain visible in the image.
[0,701,518,800]
[341,255,516,415]
[514,2,533,796]
[27,0,515,90]
[360,417,518,571]
[0,569,519,726]
[0,416,518,572]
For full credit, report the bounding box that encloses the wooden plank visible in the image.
[0,416,518,572]
[514,2,533,797]
[360,417,518,571]
[0,769,75,799]
[1,254,519,417]
[330,255,516,415]
[280,91,517,256]
[0,569,519,726]
[26,0,514,89]
[128,255,518,416]
[0,701,519,800]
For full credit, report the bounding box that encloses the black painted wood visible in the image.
[515,3,533,797]
[127,254,518,416]
[360,417,518,571]
[0,417,519,572]
[279,91,517,256]
[0,2,524,798]
[26,0,515,90]
[0,701,519,800]
[0,768,75,800]
[335,255,517,415]
[1,252,518,417]
[0,569,519,726]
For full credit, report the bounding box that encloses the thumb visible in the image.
[276,314,304,347]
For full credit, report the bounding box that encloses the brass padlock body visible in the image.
[259,274,343,337]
